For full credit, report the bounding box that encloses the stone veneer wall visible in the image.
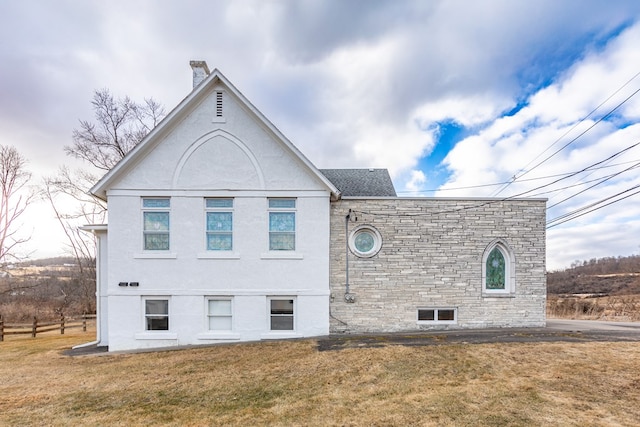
[329,197,546,333]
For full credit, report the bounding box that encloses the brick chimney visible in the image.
[189,60,210,89]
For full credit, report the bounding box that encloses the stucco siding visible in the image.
[108,83,326,193]
[104,192,331,351]
[99,76,335,351]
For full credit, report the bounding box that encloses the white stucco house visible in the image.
[84,61,546,352]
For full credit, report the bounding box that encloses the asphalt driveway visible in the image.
[316,319,640,351]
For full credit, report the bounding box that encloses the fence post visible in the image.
[32,316,37,338]
[82,312,87,332]
[61,315,65,335]
[0,314,3,342]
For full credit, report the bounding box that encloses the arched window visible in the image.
[482,240,515,295]
[486,247,506,290]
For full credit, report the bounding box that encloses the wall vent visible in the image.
[216,91,223,117]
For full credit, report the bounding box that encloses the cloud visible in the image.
[2,0,640,266]
[547,220,640,270]
[405,170,427,193]
[436,20,640,268]
[440,21,640,193]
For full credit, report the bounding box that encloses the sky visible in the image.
[2,0,640,270]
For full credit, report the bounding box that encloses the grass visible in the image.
[1,330,640,426]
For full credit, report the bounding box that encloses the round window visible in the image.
[349,225,382,258]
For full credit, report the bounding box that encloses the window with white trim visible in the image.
[349,225,382,258]
[269,298,294,331]
[145,299,169,330]
[205,198,233,251]
[207,298,233,331]
[142,198,170,251]
[482,240,515,295]
[417,308,457,324]
[268,199,296,251]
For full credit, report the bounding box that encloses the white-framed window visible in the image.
[417,308,457,324]
[206,298,233,331]
[269,298,295,331]
[205,198,233,251]
[349,225,382,258]
[268,199,296,251]
[481,239,515,295]
[142,198,170,251]
[144,298,169,331]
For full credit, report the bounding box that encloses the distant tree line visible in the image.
[555,254,640,275]
[0,264,93,322]
[548,254,640,295]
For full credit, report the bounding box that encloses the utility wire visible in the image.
[492,71,640,197]
[547,184,640,228]
[527,172,626,198]
[547,161,640,209]
[548,183,640,223]
[397,158,640,194]
[353,139,640,223]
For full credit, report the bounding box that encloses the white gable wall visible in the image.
[110,83,324,192]
[102,80,332,351]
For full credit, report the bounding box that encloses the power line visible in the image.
[357,139,640,219]
[547,184,640,229]
[483,139,640,202]
[397,158,640,194]
[546,160,640,209]
[492,70,640,196]
[527,172,626,198]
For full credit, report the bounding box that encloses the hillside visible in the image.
[547,254,640,295]
[0,258,94,322]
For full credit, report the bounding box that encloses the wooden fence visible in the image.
[0,314,96,342]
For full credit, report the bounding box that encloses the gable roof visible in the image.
[320,169,396,197]
[90,67,340,200]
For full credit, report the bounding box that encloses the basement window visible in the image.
[269,298,295,331]
[207,298,233,331]
[417,308,457,324]
[145,299,169,330]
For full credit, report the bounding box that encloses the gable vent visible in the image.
[216,91,223,117]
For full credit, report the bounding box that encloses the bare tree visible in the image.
[0,145,34,263]
[42,168,103,313]
[41,89,165,314]
[66,88,165,171]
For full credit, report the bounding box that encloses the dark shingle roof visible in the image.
[320,169,397,197]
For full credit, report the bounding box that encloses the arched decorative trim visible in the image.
[481,239,515,296]
[171,129,265,189]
